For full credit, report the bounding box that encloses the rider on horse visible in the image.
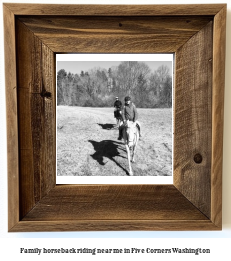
[118,96,141,140]
[114,97,122,119]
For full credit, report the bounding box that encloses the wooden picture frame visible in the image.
[4,3,226,232]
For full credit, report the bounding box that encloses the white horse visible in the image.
[121,120,140,176]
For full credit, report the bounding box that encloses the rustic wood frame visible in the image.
[4,4,226,232]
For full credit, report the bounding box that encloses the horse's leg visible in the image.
[122,128,133,176]
[125,144,133,176]
[131,131,139,162]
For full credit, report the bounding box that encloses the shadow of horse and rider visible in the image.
[89,120,140,176]
[88,138,130,175]
[97,123,115,130]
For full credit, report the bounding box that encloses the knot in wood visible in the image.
[194,153,203,164]
[40,90,52,99]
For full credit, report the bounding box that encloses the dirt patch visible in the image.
[57,106,172,176]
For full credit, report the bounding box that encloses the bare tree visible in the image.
[116,61,151,96]
[149,65,171,107]
[57,62,172,108]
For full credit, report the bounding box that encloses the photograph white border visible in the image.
[56,53,174,184]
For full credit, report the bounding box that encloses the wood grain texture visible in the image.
[15,185,219,231]
[4,3,226,231]
[11,220,218,232]
[40,44,56,198]
[22,185,207,221]
[211,5,226,228]
[18,16,213,53]
[174,22,213,218]
[3,4,19,231]
[16,20,56,218]
[18,16,213,34]
[3,3,225,16]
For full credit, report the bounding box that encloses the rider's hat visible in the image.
[125,96,131,102]
[115,97,118,99]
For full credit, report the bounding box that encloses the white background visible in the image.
[0,0,231,260]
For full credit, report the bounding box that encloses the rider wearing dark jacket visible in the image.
[114,97,122,108]
[118,96,139,140]
[114,97,122,118]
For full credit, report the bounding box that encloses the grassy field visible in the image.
[57,106,172,176]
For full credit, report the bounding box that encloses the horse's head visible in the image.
[125,121,136,147]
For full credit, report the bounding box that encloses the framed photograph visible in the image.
[56,53,174,185]
[4,3,226,231]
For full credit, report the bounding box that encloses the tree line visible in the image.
[57,61,172,108]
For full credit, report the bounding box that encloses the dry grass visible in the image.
[57,106,172,176]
